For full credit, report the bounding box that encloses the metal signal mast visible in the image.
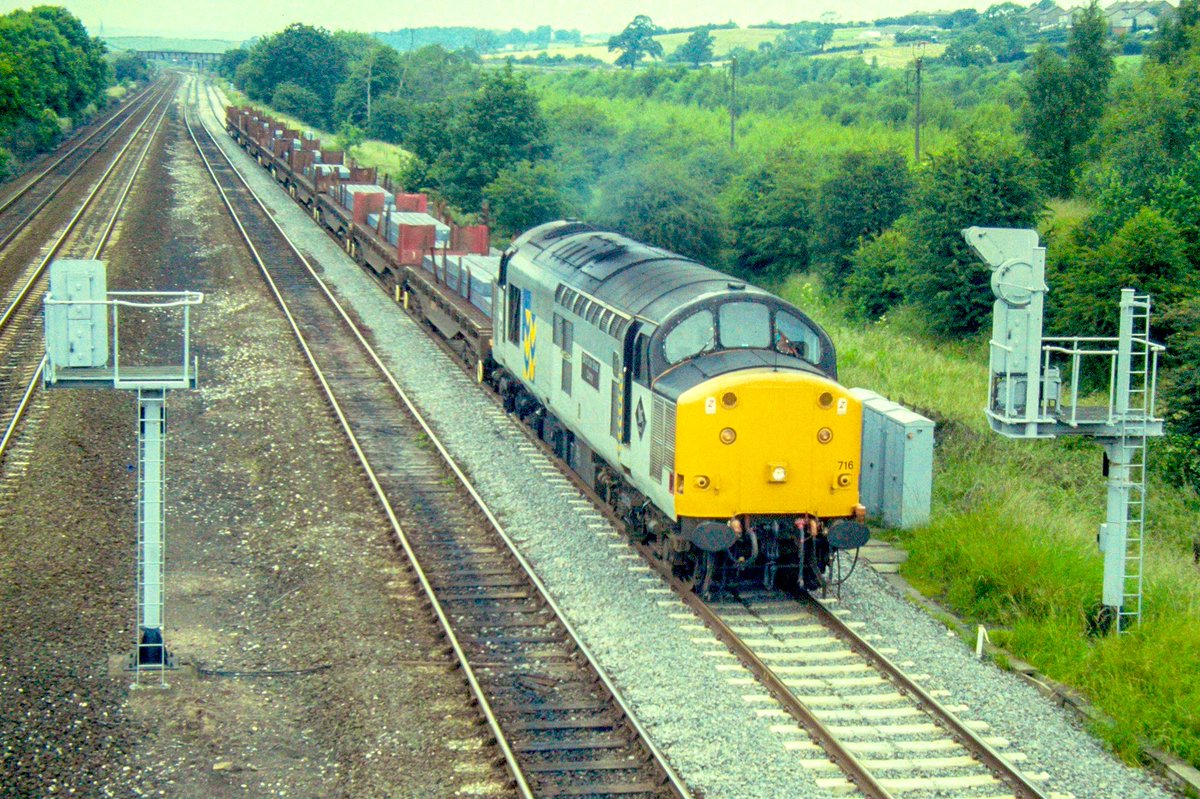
[43,259,202,681]
[964,227,1164,633]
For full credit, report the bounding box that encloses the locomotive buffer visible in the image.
[964,227,1164,633]
[43,259,202,679]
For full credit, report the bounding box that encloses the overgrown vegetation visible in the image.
[0,6,112,179]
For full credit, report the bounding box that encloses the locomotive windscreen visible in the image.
[661,300,824,368]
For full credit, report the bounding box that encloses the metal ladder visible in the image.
[134,388,170,679]
[1117,293,1153,632]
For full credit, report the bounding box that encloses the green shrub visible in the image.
[270,82,324,127]
[843,229,909,320]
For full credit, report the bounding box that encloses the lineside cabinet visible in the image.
[850,388,934,529]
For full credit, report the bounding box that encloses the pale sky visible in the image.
[0,0,1058,41]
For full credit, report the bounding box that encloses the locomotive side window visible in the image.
[560,318,574,396]
[507,284,521,344]
[632,333,650,386]
[775,310,822,363]
[663,310,715,364]
[719,302,771,349]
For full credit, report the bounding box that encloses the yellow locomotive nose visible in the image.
[673,369,861,520]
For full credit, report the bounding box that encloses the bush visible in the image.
[900,131,1042,337]
[335,121,364,151]
[727,157,814,281]
[110,51,149,83]
[1155,434,1200,494]
[1052,208,1189,339]
[844,229,909,320]
[591,161,725,264]
[814,149,911,291]
[270,82,324,126]
[1161,296,1200,439]
[484,161,568,238]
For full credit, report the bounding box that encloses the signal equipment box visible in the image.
[45,259,108,369]
[851,388,934,529]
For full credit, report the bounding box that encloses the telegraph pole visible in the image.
[913,44,924,162]
[729,55,737,150]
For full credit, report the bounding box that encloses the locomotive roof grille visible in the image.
[511,223,830,346]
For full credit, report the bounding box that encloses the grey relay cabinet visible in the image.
[851,388,934,529]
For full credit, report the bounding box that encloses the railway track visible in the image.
[200,76,1067,799]
[184,82,691,799]
[658,573,1056,799]
[0,77,176,469]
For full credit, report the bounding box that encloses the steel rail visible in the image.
[0,357,45,464]
[633,542,897,799]
[799,592,1052,799]
[0,82,175,466]
[183,100,532,799]
[640,536,1051,799]
[0,81,157,216]
[87,89,174,261]
[0,78,175,336]
[187,87,691,799]
[195,82,690,799]
[0,80,169,254]
[489,400,1044,799]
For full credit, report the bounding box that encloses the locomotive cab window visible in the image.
[663,310,715,365]
[632,334,650,385]
[506,285,521,344]
[775,310,822,363]
[719,302,771,349]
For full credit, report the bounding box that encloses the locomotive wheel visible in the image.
[691,551,717,597]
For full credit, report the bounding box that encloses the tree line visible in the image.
[225,6,1200,486]
[218,24,550,215]
[0,6,112,180]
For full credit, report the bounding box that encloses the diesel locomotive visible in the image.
[225,105,870,592]
[491,222,869,592]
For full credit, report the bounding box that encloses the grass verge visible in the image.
[781,276,1200,769]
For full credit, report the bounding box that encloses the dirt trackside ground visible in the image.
[0,89,510,799]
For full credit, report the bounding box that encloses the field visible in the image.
[485,26,785,64]
[818,27,948,67]
[490,26,944,70]
[779,277,1200,769]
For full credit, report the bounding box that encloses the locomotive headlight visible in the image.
[818,392,834,409]
[719,427,737,445]
[771,466,787,482]
[817,427,833,444]
[721,391,738,409]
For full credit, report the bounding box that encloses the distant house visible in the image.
[1029,6,1071,30]
[1103,0,1176,34]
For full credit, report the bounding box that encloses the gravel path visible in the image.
[203,86,1181,799]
